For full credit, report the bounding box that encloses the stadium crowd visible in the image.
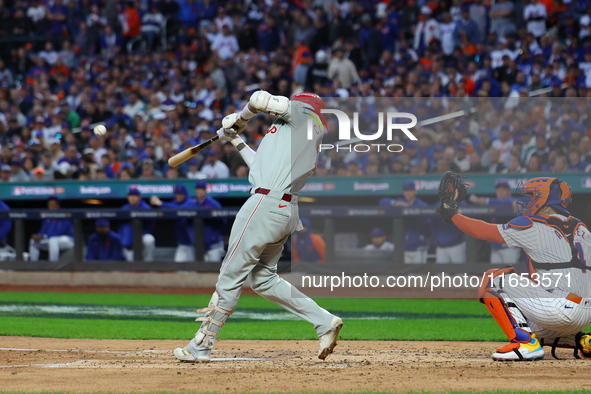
[0,0,590,182]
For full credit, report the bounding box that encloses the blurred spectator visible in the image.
[433,202,467,264]
[454,6,482,47]
[119,187,155,262]
[193,180,225,263]
[0,165,9,182]
[100,24,122,60]
[86,218,125,261]
[489,0,516,38]
[293,218,326,263]
[414,7,440,53]
[199,150,230,179]
[10,160,30,182]
[120,1,141,51]
[32,167,45,181]
[363,227,395,252]
[469,180,520,264]
[0,0,587,185]
[380,181,430,263]
[328,47,360,89]
[523,0,547,38]
[141,5,165,51]
[150,185,197,263]
[0,198,14,261]
[29,196,74,262]
[211,24,239,61]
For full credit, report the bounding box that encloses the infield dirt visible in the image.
[1,336,590,393]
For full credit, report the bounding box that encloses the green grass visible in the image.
[9,291,589,342]
[0,291,507,341]
[0,292,488,314]
[0,316,499,341]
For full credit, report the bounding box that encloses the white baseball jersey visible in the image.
[523,3,547,37]
[248,101,324,194]
[498,214,591,298]
[495,214,591,341]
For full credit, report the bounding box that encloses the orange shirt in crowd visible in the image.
[123,8,141,37]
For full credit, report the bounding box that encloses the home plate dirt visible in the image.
[1,337,590,393]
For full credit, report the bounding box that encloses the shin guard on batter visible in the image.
[194,291,233,348]
[174,291,232,363]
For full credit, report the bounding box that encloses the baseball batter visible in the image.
[437,175,591,360]
[174,91,343,363]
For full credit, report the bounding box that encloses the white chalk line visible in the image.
[0,360,90,368]
[0,347,168,354]
[0,357,270,369]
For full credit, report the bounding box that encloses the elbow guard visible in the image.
[249,91,289,117]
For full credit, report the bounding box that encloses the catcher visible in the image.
[436,172,591,361]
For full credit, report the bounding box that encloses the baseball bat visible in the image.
[168,132,220,168]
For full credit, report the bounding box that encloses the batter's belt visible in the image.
[250,187,293,202]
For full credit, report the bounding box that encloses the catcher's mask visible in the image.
[517,177,572,216]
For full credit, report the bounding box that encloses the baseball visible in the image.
[93,124,107,136]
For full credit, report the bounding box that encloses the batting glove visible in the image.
[216,128,238,142]
[222,113,247,133]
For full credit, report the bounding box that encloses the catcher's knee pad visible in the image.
[194,291,232,348]
[478,267,516,301]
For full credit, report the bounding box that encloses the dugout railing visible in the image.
[0,205,517,272]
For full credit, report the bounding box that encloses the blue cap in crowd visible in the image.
[128,186,141,196]
[403,181,416,190]
[371,227,385,237]
[410,159,422,167]
[95,218,110,227]
[174,184,188,195]
[300,218,311,229]
[195,180,207,189]
[496,180,511,189]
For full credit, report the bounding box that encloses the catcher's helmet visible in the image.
[517,177,572,216]
[292,92,325,115]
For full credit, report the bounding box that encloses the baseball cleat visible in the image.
[491,334,544,361]
[173,347,211,363]
[318,316,343,360]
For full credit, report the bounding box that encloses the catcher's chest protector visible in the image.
[527,215,588,271]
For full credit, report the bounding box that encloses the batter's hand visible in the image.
[222,113,247,133]
[216,128,238,142]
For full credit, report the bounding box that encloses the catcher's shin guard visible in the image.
[479,268,531,342]
[482,289,532,342]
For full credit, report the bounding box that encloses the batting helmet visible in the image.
[292,92,325,115]
[517,177,572,216]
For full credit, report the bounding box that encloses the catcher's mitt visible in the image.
[435,171,469,222]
